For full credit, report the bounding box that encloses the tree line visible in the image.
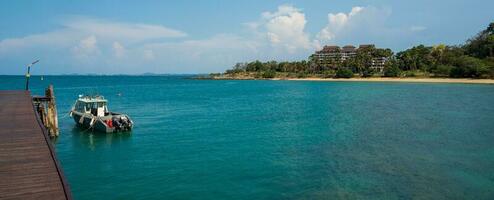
[221,22,494,79]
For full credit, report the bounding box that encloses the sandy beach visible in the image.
[210,76,494,84]
[274,77,494,84]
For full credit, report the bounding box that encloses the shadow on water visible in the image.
[70,126,132,151]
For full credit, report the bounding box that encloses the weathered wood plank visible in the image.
[0,91,71,200]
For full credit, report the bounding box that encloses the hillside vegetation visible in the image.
[217,22,494,79]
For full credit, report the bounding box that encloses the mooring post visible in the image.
[45,85,59,137]
[38,105,48,127]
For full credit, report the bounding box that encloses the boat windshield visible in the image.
[75,100,107,116]
[75,101,87,112]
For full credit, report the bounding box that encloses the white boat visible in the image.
[70,95,133,133]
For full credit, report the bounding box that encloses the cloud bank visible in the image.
[0,5,426,74]
[262,5,312,52]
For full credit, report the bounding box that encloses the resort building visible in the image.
[341,45,357,60]
[310,46,341,69]
[310,44,389,72]
[370,57,388,72]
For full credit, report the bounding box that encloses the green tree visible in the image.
[430,44,446,66]
[322,70,336,78]
[450,56,489,78]
[362,68,375,77]
[354,47,374,73]
[335,68,354,78]
[261,70,276,78]
[246,60,261,72]
[373,48,393,58]
[464,22,494,58]
[396,45,433,71]
[432,65,453,77]
[383,61,401,77]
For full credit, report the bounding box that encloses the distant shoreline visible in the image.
[205,76,494,84]
[282,77,494,84]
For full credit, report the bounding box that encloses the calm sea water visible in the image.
[2,75,494,199]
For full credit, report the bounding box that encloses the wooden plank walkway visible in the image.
[0,91,71,200]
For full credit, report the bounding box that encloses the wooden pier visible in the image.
[0,91,71,199]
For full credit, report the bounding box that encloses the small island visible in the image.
[205,22,494,84]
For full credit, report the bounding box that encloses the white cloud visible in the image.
[0,30,75,55]
[64,17,187,42]
[71,35,100,58]
[257,5,312,53]
[316,6,364,42]
[112,42,126,58]
[0,16,187,56]
[314,6,417,49]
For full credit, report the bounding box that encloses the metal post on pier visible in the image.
[25,59,39,91]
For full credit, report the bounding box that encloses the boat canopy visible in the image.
[76,95,108,103]
[74,95,108,116]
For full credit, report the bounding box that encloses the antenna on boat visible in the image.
[25,59,40,91]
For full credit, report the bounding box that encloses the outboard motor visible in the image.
[112,116,123,131]
[112,115,132,132]
[120,116,132,131]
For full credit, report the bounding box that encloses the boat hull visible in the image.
[71,111,132,133]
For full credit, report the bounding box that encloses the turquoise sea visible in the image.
[2,75,494,199]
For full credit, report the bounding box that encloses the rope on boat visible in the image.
[58,111,72,120]
[59,106,76,119]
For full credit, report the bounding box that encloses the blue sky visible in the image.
[0,0,492,75]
